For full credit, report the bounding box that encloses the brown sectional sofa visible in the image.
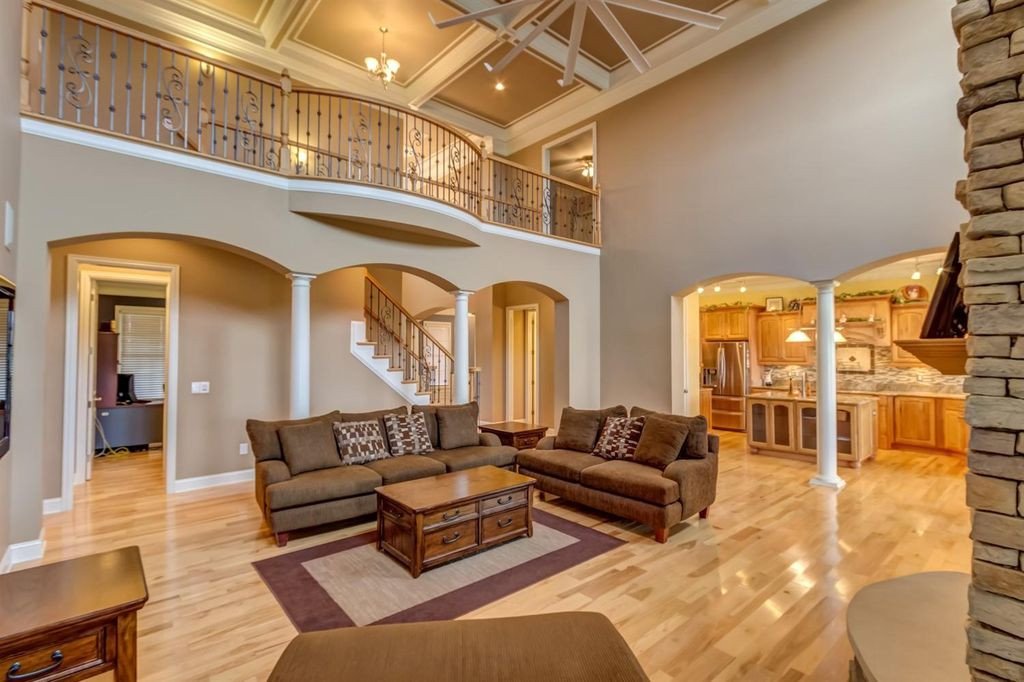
[247,404,517,546]
[516,406,719,543]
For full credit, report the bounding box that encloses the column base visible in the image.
[809,474,847,490]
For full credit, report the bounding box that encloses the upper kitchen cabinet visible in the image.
[800,295,892,346]
[701,306,762,341]
[756,312,809,365]
[891,303,928,367]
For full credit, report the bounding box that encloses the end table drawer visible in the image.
[424,519,478,561]
[482,506,528,542]
[1,628,109,682]
[424,502,478,529]
[482,489,527,514]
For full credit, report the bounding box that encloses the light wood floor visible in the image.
[30,435,969,681]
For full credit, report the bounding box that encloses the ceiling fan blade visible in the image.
[604,0,726,30]
[485,0,575,75]
[429,0,545,30]
[558,0,588,87]
[590,1,651,73]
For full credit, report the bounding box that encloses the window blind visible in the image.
[116,306,166,400]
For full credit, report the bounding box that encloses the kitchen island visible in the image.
[746,391,878,468]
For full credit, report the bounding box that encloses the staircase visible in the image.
[351,276,464,405]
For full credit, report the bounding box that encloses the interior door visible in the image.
[84,281,99,482]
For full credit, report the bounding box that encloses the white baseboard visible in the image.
[43,497,67,515]
[0,536,46,574]
[173,468,254,494]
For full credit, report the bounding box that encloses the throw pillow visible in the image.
[630,407,709,459]
[411,404,441,449]
[555,405,628,452]
[338,407,408,454]
[245,411,343,462]
[278,421,342,475]
[437,402,480,450]
[333,420,390,465]
[592,416,647,460]
[384,412,434,456]
[633,416,690,470]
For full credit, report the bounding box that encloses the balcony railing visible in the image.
[19,1,601,247]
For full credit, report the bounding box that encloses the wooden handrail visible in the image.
[488,156,599,196]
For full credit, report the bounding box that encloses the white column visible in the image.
[288,273,316,419]
[811,280,845,490]
[453,290,473,404]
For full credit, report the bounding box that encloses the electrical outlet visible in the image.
[191,381,210,394]
[239,443,250,456]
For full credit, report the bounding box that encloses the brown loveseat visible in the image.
[246,403,517,546]
[516,406,719,543]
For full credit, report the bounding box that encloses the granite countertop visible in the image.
[746,390,878,406]
[752,387,966,400]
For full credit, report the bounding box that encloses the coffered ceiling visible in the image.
[47,0,832,154]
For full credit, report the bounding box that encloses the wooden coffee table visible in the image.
[376,466,535,578]
[479,422,549,450]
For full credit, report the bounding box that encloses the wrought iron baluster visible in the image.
[123,36,131,134]
[182,56,190,149]
[140,41,147,138]
[57,13,65,119]
[108,31,116,131]
[221,67,228,158]
[92,21,99,128]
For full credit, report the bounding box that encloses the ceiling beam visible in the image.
[406,25,497,110]
[446,0,611,90]
[260,0,311,49]
[559,0,588,87]
[604,0,726,30]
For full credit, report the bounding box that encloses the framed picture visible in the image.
[765,297,784,313]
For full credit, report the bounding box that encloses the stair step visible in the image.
[401,380,418,385]
[356,341,376,347]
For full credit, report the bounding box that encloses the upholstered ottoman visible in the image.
[269,612,649,681]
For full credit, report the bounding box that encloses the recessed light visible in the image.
[739,285,748,293]
[713,285,721,293]
[697,286,705,294]
[494,81,506,91]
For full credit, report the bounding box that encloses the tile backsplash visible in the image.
[762,348,965,395]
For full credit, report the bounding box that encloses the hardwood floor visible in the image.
[30,435,969,681]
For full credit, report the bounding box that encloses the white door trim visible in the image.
[61,255,180,510]
[505,304,540,423]
[541,121,597,184]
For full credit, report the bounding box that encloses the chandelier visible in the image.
[364,27,400,89]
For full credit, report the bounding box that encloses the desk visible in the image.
[94,404,163,451]
[0,547,149,681]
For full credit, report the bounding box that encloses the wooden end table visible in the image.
[376,466,535,578]
[0,546,148,682]
[479,422,549,450]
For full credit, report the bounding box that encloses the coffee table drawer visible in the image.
[0,628,109,682]
[482,489,527,514]
[482,506,528,542]
[424,502,478,529]
[424,519,478,561]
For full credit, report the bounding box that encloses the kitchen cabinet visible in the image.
[702,307,758,341]
[893,396,937,449]
[700,387,714,430]
[940,398,969,452]
[712,395,745,431]
[800,295,892,346]
[876,395,893,450]
[703,311,727,340]
[891,304,928,367]
[756,312,809,365]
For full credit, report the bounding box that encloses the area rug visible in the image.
[253,509,623,632]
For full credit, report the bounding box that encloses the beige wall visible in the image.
[512,0,964,411]
[0,0,20,562]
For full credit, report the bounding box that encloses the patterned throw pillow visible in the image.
[384,412,434,456]
[333,420,390,465]
[592,416,647,460]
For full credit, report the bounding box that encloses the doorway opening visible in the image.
[506,304,539,423]
[61,256,179,510]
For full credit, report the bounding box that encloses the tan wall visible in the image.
[0,0,20,561]
[512,0,964,411]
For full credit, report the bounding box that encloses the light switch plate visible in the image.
[191,381,210,394]
[239,443,249,456]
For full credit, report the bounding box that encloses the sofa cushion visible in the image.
[555,406,627,452]
[580,460,681,506]
[412,403,480,449]
[437,402,480,450]
[630,407,709,459]
[428,445,517,472]
[265,465,382,511]
[339,407,408,453]
[246,411,342,462]
[516,449,605,483]
[333,420,390,466]
[633,416,690,470]
[364,455,446,484]
[278,421,342,475]
[593,416,647,460]
[383,412,434,456]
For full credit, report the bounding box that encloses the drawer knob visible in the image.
[7,650,64,681]
[442,509,461,521]
[441,531,461,545]
[496,495,513,505]
[497,517,514,528]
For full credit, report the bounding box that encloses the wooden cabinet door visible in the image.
[770,402,794,450]
[876,396,893,450]
[757,315,782,364]
[891,305,927,367]
[748,400,770,449]
[893,396,937,448]
[700,388,713,429]
[726,310,748,340]
[801,302,817,328]
[705,311,727,340]
[940,399,969,453]
[781,313,808,364]
[796,404,817,454]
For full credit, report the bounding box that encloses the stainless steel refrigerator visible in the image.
[701,341,749,431]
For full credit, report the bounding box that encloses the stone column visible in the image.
[811,280,845,490]
[288,273,315,419]
[453,290,472,405]
[955,2,1024,678]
